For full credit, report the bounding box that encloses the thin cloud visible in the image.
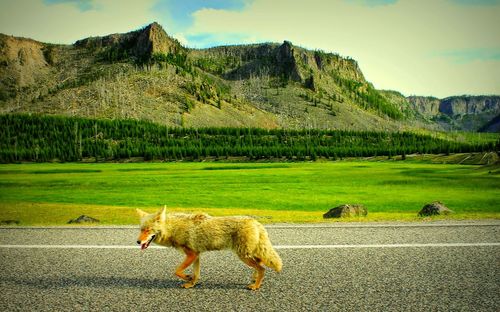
[450,0,499,5]
[43,0,96,11]
[434,48,500,63]
[345,0,398,6]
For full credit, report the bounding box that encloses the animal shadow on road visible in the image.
[3,276,245,290]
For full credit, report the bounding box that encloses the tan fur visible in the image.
[136,207,282,290]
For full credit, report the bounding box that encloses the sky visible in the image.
[0,0,499,98]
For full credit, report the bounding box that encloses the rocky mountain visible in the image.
[0,22,498,132]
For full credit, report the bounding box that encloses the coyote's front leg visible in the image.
[175,247,200,288]
[183,256,200,288]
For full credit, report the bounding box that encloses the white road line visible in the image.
[0,245,140,249]
[266,223,500,229]
[0,243,499,249]
[274,243,500,249]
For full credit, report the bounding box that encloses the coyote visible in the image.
[136,207,282,290]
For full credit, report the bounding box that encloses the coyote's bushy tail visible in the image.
[256,227,282,272]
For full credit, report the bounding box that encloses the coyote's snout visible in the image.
[137,207,282,290]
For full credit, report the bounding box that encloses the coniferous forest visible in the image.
[0,114,497,163]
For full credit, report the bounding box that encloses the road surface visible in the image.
[0,221,499,311]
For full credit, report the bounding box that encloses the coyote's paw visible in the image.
[181,282,196,289]
[175,273,192,281]
[246,283,260,291]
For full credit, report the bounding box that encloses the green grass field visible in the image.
[0,160,498,225]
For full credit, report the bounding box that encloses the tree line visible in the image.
[0,114,497,163]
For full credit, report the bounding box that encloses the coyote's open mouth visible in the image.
[141,234,156,250]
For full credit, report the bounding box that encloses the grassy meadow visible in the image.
[0,160,498,225]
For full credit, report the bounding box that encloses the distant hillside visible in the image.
[0,22,498,132]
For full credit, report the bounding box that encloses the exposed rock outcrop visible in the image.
[74,22,182,61]
[407,96,441,116]
[440,96,500,116]
[276,40,302,82]
[408,95,500,131]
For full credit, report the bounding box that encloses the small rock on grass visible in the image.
[418,201,453,217]
[68,215,100,224]
[323,204,367,218]
[0,220,20,225]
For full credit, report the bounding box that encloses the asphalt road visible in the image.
[0,221,499,311]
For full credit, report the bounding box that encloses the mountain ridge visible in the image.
[1,22,498,132]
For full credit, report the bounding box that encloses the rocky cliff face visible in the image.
[409,96,500,118]
[74,22,182,61]
[439,96,500,116]
[407,96,441,116]
[276,40,301,82]
[408,95,500,131]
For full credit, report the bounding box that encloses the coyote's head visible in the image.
[136,206,166,250]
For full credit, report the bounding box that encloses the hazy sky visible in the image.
[1,0,499,98]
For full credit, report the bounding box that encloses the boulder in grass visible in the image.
[68,215,100,224]
[323,204,367,218]
[418,202,453,217]
[0,220,20,225]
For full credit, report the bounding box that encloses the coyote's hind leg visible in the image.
[240,257,265,290]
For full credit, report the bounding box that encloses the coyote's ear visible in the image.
[136,209,148,218]
[157,205,167,222]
